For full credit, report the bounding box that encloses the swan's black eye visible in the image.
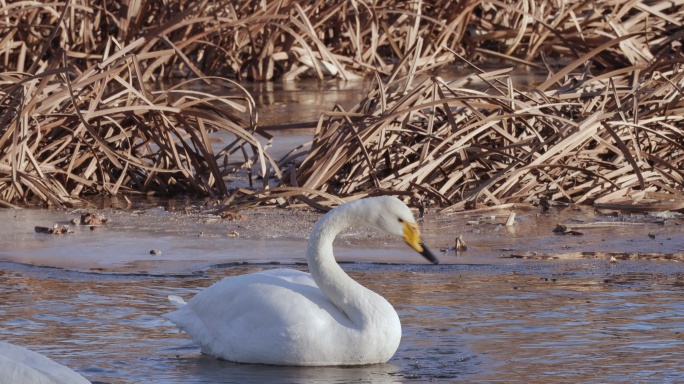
[398,218,404,223]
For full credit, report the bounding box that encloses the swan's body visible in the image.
[0,341,90,384]
[164,196,437,366]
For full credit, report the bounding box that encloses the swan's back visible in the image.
[0,342,90,384]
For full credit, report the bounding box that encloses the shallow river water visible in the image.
[2,259,684,383]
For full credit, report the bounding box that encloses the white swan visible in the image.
[0,341,90,384]
[164,196,438,366]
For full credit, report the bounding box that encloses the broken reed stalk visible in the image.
[1,1,683,81]
[0,40,275,208]
[272,55,684,211]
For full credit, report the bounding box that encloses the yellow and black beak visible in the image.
[403,221,439,264]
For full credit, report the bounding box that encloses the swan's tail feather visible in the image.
[168,295,187,308]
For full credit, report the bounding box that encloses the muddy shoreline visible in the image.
[1,199,682,276]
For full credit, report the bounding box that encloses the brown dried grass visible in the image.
[1,1,683,81]
[3,0,684,210]
[0,41,274,208]
[254,49,684,211]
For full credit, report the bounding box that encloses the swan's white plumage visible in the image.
[0,341,90,384]
[164,196,436,366]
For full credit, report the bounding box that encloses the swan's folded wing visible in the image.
[161,269,354,364]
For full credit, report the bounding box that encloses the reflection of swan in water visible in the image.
[0,341,90,384]
[164,196,438,366]
[178,352,404,384]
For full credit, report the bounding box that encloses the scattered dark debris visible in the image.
[553,220,665,235]
[504,252,557,260]
[35,225,74,235]
[80,213,108,225]
[553,224,584,235]
[455,235,467,253]
[540,197,551,212]
[221,212,246,221]
[440,235,468,255]
[198,232,225,238]
[502,251,684,262]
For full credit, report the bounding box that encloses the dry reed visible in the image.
[0,41,274,208]
[3,0,684,209]
[1,1,683,81]
[242,49,684,212]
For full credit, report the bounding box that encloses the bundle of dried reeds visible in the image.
[272,55,684,211]
[2,1,682,81]
[0,40,274,208]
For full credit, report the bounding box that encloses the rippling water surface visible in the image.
[2,262,684,383]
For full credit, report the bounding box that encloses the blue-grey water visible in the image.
[2,260,684,383]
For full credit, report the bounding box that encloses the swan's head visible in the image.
[363,197,439,264]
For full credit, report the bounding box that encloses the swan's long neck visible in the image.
[306,203,382,326]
